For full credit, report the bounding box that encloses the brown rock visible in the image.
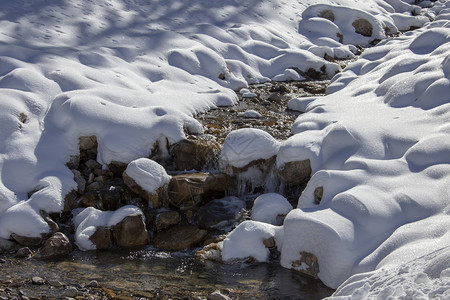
[314,186,324,204]
[171,136,221,171]
[108,161,127,177]
[155,210,180,231]
[318,9,335,21]
[167,173,228,210]
[263,237,276,248]
[123,170,162,208]
[89,227,112,250]
[11,233,42,246]
[78,191,98,208]
[98,186,121,211]
[278,159,312,186]
[352,18,373,37]
[111,215,149,248]
[34,232,72,259]
[154,225,207,251]
[292,251,320,279]
[79,135,97,151]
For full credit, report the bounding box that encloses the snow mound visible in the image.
[251,193,293,226]
[220,128,280,168]
[125,158,171,194]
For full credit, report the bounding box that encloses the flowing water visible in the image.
[1,247,334,299]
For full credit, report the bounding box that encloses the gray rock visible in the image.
[85,159,102,170]
[194,196,245,230]
[208,290,231,300]
[63,286,78,298]
[34,232,72,259]
[71,169,86,193]
[87,280,99,287]
[31,276,45,285]
[48,279,64,287]
[0,238,18,251]
[16,247,33,258]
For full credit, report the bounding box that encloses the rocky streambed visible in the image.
[0,79,334,299]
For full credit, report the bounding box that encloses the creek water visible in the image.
[1,247,334,299]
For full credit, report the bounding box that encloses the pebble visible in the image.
[87,280,99,287]
[48,279,64,287]
[63,286,78,298]
[0,258,6,263]
[16,247,32,258]
[31,276,45,285]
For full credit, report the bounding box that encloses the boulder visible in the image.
[278,159,311,186]
[34,232,72,259]
[155,210,180,231]
[154,225,207,251]
[111,215,149,248]
[168,173,229,210]
[123,171,162,208]
[194,196,245,230]
[171,136,221,171]
[89,227,112,250]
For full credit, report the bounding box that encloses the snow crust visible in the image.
[125,158,171,194]
[251,193,293,226]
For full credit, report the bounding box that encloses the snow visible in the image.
[125,158,171,194]
[220,128,280,168]
[0,0,448,297]
[251,193,293,226]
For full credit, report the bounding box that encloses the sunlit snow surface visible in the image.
[0,0,449,297]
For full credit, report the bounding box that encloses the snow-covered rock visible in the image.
[251,193,293,226]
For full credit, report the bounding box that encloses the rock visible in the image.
[48,279,64,287]
[0,238,18,251]
[111,215,149,248]
[71,169,86,193]
[89,226,112,250]
[171,136,221,171]
[98,186,121,211]
[63,286,78,298]
[78,191,98,208]
[278,159,311,186]
[79,135,97,151]
[66,155,80,170]
[85,181,101,192]
[34,232,72,259]
[123,171,162,208]
[108,160,127,177]
[208,290,231,300]
[194,196,245,230]
[268,92,282,102]
[16,247,32,258]
[263,237,276,248]
[85,159,102,170]
[318,9,335,21]
[40,211,59,234]
[154,225,207,251]
[168,173,229,210]
[87,280,99,288]
[155,210,180,231]
[352,18,373,37]
[31,277,45,285]
[292,251,320,279]
[314,186,324,204]
[11,234,41,246]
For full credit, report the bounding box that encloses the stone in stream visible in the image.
[89,226,112,250]
[111,215,149,248]
[153,225,207,251]
[33,232,72,259]
[194,196,245,230]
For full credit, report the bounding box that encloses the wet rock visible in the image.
[171,136,221,171]
[71,169,86,193]
[155,210,180,231]
[352,18,373,37]
[0,238,18,251]
[31,276,45,285]
[168,173,229,210]
[34,232,72,259]
[278,159,312,186]
[194,196,245,230]
[16,247,33,258]
[154,225,207,251]
[208,290,231,300]
[78,191,98,208]
[99,186,121,211]
[89,226,112,250]
[292,251,320,279]
[195,242,222,261]
[111,215,149,248]
[11,234,41,247]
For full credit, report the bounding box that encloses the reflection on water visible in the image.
[1,247,334,299]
